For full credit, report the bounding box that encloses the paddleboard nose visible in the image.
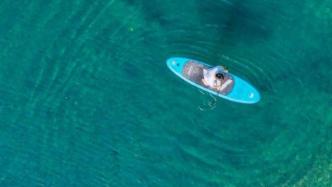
[248,88,261,103]
[225,75,261,104]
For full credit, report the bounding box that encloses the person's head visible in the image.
[215,72,224,80]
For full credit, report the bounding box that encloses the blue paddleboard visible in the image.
[166,57,261,104]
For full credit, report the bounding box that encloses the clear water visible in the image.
[0,0,332,186]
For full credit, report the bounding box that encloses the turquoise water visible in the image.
[0,0,332,186]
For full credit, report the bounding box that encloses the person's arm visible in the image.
[202,78,209,86]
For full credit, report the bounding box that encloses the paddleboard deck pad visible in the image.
[182,60,234,95]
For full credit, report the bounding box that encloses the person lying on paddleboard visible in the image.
[202,66,231,91]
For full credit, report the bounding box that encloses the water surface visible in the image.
[0,0,332,186]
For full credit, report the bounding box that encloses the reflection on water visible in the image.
[197,90,217,111]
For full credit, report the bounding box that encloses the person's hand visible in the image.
[223,65,229,72]
[202,78,208,86]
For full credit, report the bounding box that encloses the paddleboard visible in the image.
[166,57,261,104]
